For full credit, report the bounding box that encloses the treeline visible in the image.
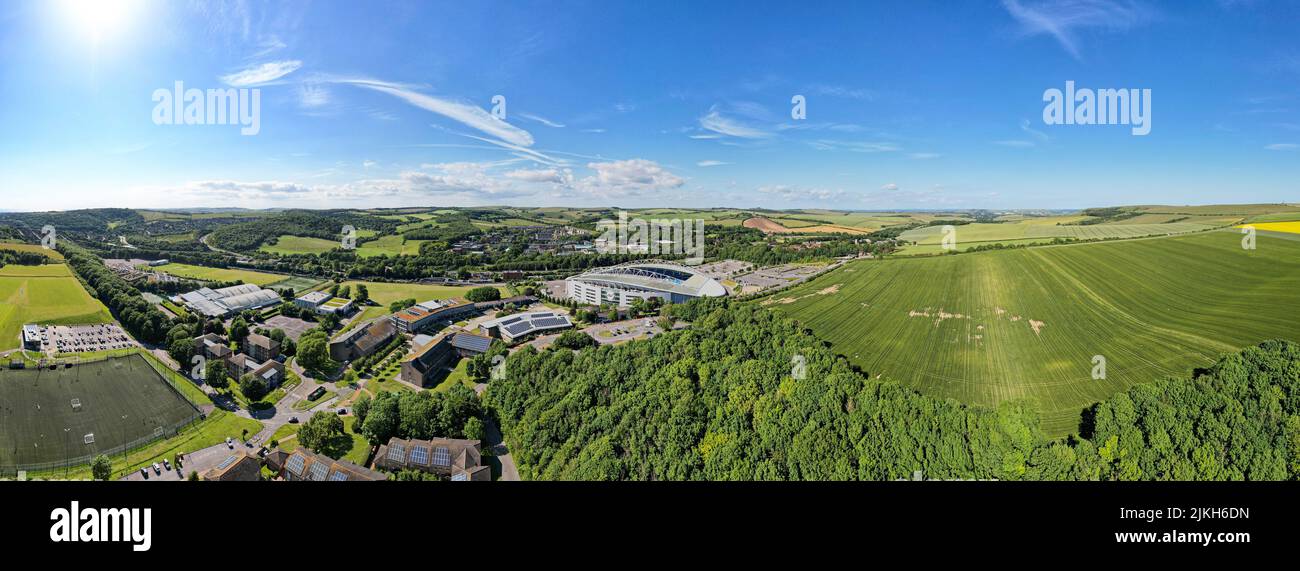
[488,299,1300,481]
[208,210,400,252]
[353,384,486,444]
[0,247,54,267]
[62,245,172,344]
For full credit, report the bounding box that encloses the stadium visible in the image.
[565,261,727,307]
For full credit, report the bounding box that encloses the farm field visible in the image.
[354,234,428,257]
[0,263,112,351]
[0,353,202,468]
[897,220,1219,247]
[0,241,64,260]
[153,262,285,286]
[259,235,341,255]
[770,230,1300,436]
[1240,221,1300,235]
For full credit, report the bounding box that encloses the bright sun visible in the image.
[58,0,143,44]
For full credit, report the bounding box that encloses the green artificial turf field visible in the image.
[0,353,202,468]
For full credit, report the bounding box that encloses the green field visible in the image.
[0,353,202,468]
[267,274,327,293]
[339,280,497,324]
[354,234,428,257]
[259,235,342,255]
[0,241,64,260]
[770,230,1300,436]
[153,262,285,285]
[0,264,113,350]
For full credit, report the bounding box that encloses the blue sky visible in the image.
[0,0,1296,211]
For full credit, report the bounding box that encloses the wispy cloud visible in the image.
[1001,0,1155,60]
[1265,143,1297,151]
[698,109,773,139]
[696,160,730,167]
[220,60,303,87]
[329,77,536,148]
[518,112,566,128]
[806,140,900,153]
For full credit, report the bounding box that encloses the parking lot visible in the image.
[120,439,255,481]
[696,259,754,279]
[263,315,317,341]
[36,324,135,354]
[734,264,826,293]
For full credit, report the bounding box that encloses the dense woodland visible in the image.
[488,299,1300,481]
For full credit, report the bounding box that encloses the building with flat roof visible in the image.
[21,324,41,350]
[176,283,282,317]
[479,311,573,343]
[565,261,726,307]
[374,436,491,481]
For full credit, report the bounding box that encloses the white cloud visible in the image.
[1265,143,1298,151]
[698,109,772,139]
[758,185,844,201]
[220,60,303,87]
[518,112,566,128]
[505,168,571,184]
[1001,0,1154,61]
[807,140,901,153]
[578,159,686,196]
[881,183,899,191]
[696,160,730,167]
[332,77,536,148]
[298,83,331,108]
[908,152,942,159]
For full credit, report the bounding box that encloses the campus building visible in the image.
[266,448,386,481]
[294,290,354,315]
[565,261,727,307]
[243,333,280,363]
[398,330,493,387]
[374,436,491,481]
[176,283,282,318]
[479,311,573,343]
[329,319,396,362]
[389,298,474,334]
[201,451,262,481]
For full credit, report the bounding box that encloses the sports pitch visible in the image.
[771,230,1300,436]
[0,353,201,468]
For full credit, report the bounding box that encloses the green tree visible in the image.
[205,359,229,389]
[464,417,485,442]
[297,329,338,374]
[355,284,370,304]
[91,454,112,481]
[298,411,344,450]
[465,286,501,303]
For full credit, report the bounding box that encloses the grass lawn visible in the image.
[431,359,475,393]
[260,235,342,256]
[292,389,336,411]
[0,263,113,351]
[153,262,285,286]
[30,410,262,480]
[340,281,497,307]
[771,230,1300,437]
[271,415,370,466]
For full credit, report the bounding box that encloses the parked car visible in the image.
[337,408,347,415]
[151,463,161,475]
[162,459,171,471]
[225,437,234,449]
[288,417,299,424]
[140,467,148,479]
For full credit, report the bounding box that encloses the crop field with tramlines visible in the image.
[769,230,1300,436]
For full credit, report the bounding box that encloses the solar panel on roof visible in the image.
[451,472,467,481]
[433,447,451,467]
[387,443,406,463]
[308,462,329,481]
[216,455,237,470]
[328,471,349,481]
[286,454,306,475]
[410,446,429,465]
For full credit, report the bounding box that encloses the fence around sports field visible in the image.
[0,350,207,477]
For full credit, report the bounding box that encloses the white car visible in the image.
[225,437,234,449]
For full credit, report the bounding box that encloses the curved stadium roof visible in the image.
[569,262,727,298]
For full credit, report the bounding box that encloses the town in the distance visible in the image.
[1,204,1298,481]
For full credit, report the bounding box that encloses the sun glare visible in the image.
[58,0,143,45]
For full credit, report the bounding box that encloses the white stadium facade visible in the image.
[565,261,727,307]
